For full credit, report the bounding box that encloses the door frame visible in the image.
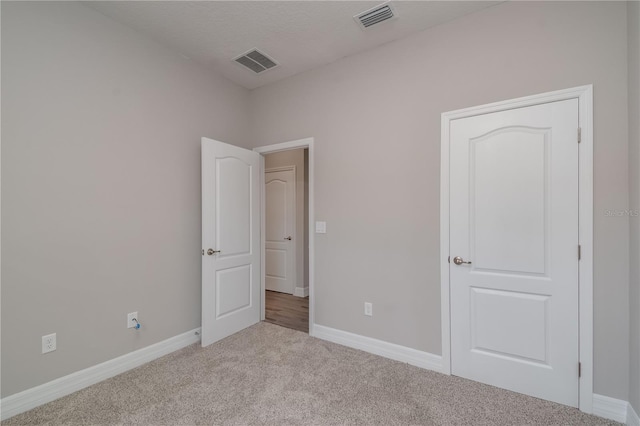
[265,165,297,295]
[440,85,593,412]
[254,137,315,335]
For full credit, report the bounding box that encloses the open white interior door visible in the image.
[202,137,261,347]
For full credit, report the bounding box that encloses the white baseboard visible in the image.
[0,328,201,421]
[593,394,630,424]
[312,326,638,424]
[312,324,442,372]
[628,403,640,426]
[293,287,309,297]
[4,324,634,424]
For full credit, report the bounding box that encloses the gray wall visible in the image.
[249,1,631,400]
[264,149,308,292]
[629,0,640,414]
[1,1,249,397]
[1,0,635,406]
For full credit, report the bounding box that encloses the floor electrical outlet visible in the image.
[364,302,373,317]
[42,333,56,354]
[127,312,138,329]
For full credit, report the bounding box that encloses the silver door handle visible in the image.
[453,256,472,265]
[207,248,221,255]
[285,236,292,241]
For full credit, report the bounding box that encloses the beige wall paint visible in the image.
[264,149,308,292]
[1,1,249,397]
[628,0,640,414]
[1,0,635,407]
[249,1,630,400]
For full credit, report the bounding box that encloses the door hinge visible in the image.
[579,362,582,378]
[578,127,582,144]
[578,245,581,260]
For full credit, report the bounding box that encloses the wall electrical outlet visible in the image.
[42,333,56,354]
[364,302,373,317]
[127,312,138,329]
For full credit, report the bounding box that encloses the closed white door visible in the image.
[265,169,296,294]
[201,137,261,347]
[449,99,580,406]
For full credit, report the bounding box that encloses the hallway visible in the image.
[265,290,309,333]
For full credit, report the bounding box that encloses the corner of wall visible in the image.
[628,0,640,415]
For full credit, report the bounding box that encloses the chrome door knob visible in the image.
[453,256,472,265]
[284,236,292,240]
[207,249,221,255]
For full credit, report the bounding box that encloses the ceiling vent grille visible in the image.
[354,2,397,29]
[233,49,278,74]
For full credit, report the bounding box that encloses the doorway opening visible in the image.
[254,138,315,336]
[263,149,309,332]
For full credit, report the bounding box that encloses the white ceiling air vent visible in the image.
[233,49,278,74]
[354,2,397,30]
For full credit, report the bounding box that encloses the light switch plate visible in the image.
[364,302,373,317]
[315,221,326,234]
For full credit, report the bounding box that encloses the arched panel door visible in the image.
[449,99,579,406]
[201,137,261,347]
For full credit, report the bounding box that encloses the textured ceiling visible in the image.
[85,1,501,90]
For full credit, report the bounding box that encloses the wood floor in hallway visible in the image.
[265,290,309,333]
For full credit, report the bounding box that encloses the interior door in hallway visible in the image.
[201,137,261,347]
[265,168,295,294]
[448,99,580,406]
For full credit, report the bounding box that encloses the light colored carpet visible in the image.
[3,322,619,425]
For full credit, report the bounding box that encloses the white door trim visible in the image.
[254,138,315,335]
[266,166,296,174]
[440,85,593,412]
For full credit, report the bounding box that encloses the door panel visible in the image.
[449,99,579,406]
[266,179,286,240]
[217,157,251,257]
[471,288,548,362]
[265,169,295,294]
[202,137,261,347]
[471,127,549,274]
[266,249,286,278]
[216,265,251,318]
